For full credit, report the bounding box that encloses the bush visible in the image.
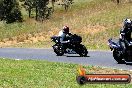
[0,0,23,23]
[6,6,23,23]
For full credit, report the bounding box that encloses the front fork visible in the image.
[53,44,66,53]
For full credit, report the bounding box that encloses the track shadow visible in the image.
[126,63,132,65]
[66,55,90,57]
[56,55,67,57]
[117,61,132,65]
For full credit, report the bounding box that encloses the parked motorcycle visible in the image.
[108,38,132,64]
[51,34,88,56]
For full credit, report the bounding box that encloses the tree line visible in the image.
[0,0,51,23]
[0,0,23,23]
[0,0,130,23]
[0,0,74,23]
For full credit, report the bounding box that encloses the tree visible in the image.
[24,0,52,21]
[24,0,36,18]
[0,0,4,20]
[0,0,23,23]
[36,0,49,21]
[111,0,120,4]
[117,0,119,4]
[36,0,53,21]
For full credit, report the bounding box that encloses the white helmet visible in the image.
[124,19,132,28]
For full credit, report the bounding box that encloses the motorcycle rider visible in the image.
[119,19,132,48]
[58,26,71,43]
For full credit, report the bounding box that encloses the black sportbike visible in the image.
[51,33,88,56]
[108,38,132,64]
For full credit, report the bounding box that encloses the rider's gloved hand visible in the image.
[66,40,70,43]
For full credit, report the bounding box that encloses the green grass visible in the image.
[0,58,132,88]
[11,41,53,48]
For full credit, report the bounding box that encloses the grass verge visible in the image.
[0,58,132,88]
[1,0,132,49]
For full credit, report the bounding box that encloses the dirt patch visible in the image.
[73,25,106,35]
[89,66,132,74]
[0,25,106,47]
[0,26,61,47]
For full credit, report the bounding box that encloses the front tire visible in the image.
[53,45,65,56]
[113,50,125,64]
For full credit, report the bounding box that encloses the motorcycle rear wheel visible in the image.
[76,44,88,57]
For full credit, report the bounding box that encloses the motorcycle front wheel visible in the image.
[53,45,65,56]
[113,50,125,64]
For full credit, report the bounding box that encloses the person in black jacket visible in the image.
[119,19,132,49]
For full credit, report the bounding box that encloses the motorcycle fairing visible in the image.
[108,39,122,51]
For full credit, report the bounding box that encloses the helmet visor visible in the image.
[127,23,131,28]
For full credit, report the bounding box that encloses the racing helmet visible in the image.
[63,26,69,33]
[124,19,132,28]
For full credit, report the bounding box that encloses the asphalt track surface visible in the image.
[0,48,131,71]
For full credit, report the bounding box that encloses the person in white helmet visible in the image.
[58,26,70,43]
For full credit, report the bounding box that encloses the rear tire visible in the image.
[113,50,125,64]
[76,44,88,57]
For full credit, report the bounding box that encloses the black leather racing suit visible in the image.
[119,27,132,49]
